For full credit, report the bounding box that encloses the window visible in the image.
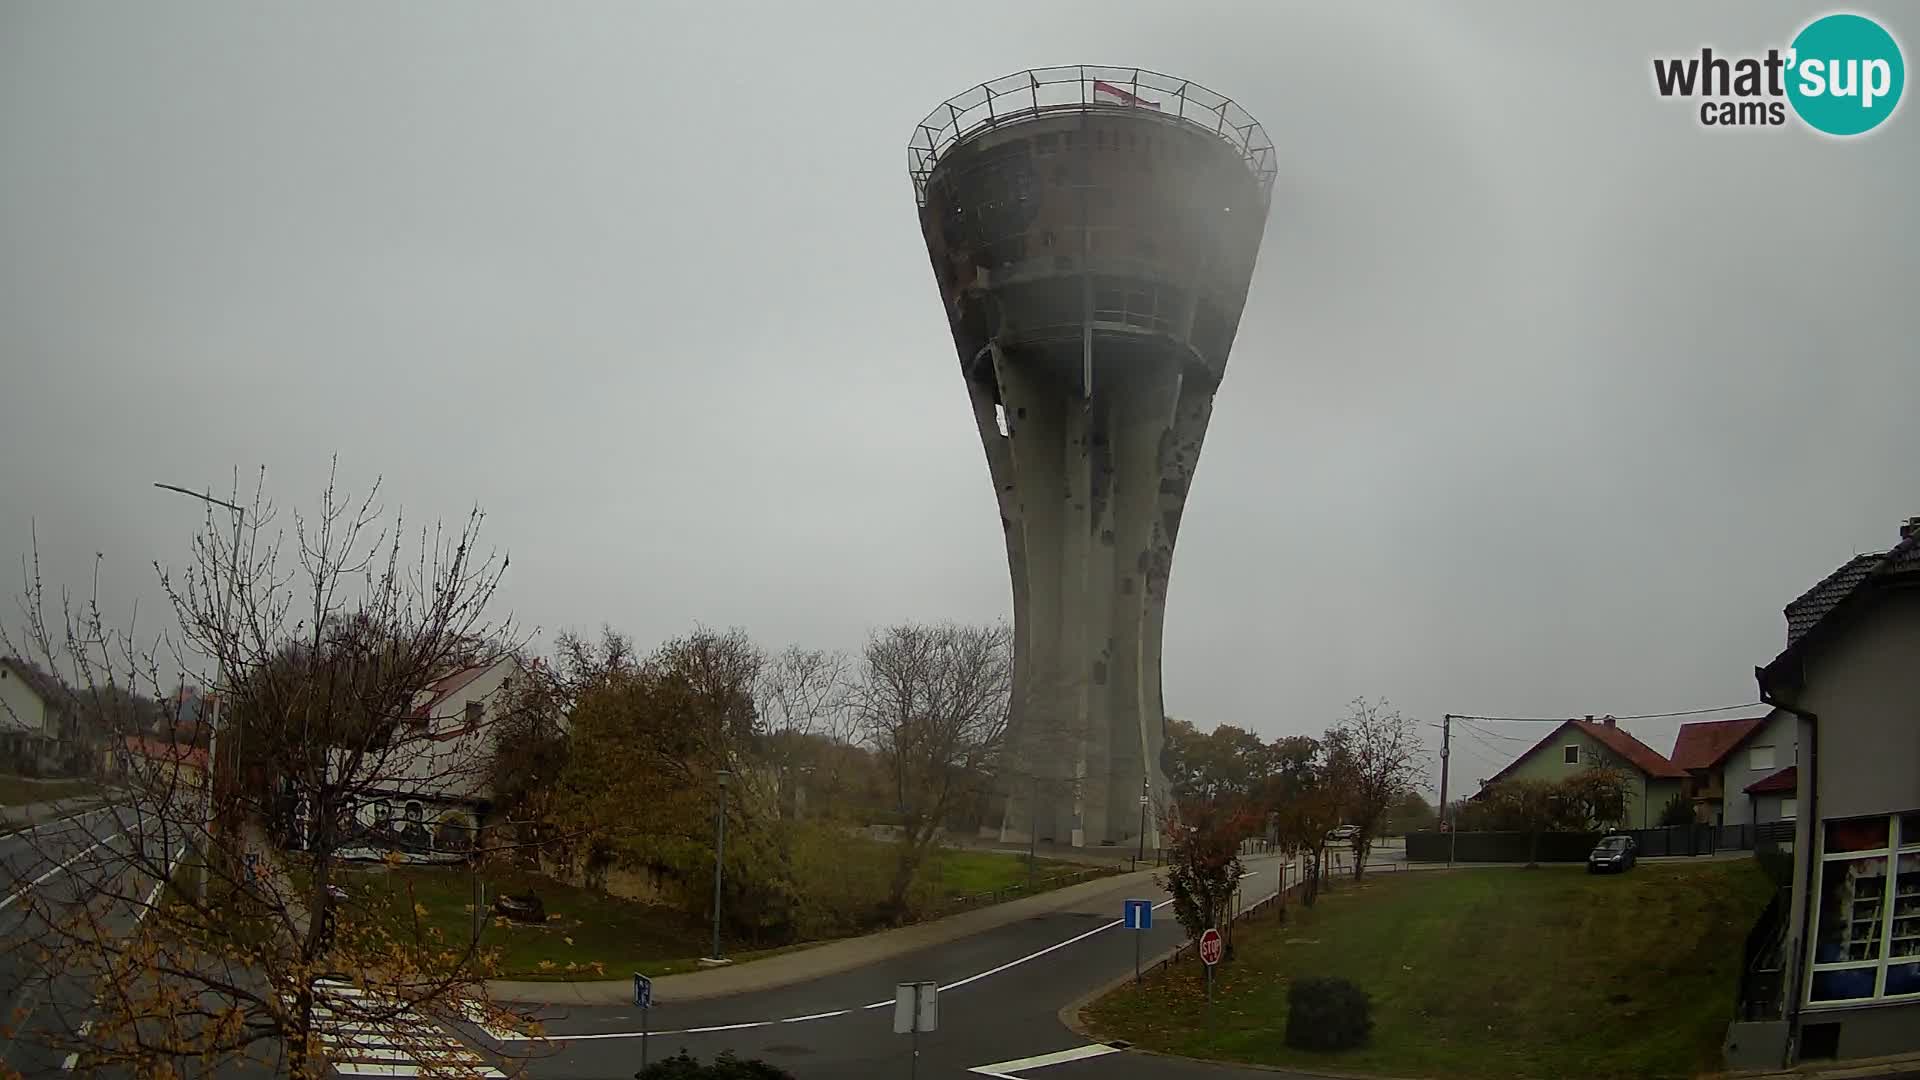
[1563,745,1580,765]
[464,700,483,729]
[1807,812,1920,1004]
[1751,744,1777,771]
[1782,798,1798,820]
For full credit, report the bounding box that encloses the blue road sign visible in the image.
[633,972,653,1009]
[1123,898,1153,930]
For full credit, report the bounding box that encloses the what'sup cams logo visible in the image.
[1654,12,1905,135]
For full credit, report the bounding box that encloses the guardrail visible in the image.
[907,65,1277,205]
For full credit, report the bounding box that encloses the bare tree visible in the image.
[1,465,538,1079]
[1323,697,1427,881]
[848,622,1011,919]
[755,646,852,821]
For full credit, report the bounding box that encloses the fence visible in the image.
[1142,856,1311,978]
[1407,821,1793,863]
[928,863,1124,918]
[1736,885,1791,1021]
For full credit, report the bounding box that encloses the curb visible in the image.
[487,865,1153,1007]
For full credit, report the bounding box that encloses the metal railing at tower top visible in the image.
[908,65,1277,205]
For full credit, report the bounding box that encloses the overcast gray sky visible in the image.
[4,1,1915,793]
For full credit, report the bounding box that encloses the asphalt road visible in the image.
[479,852,1314,1080]
[0,799,187,1078]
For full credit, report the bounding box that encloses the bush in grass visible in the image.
[635,1051,794,1079]
[1284,976,1372,1051]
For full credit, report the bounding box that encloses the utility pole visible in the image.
[1028,772,1039,893]
[1439,713,1453,868]
[710,769,730,963]
[155,482,244,903]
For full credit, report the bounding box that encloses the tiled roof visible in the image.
[1669,717,1768,771]
[1764,526,1920,692]
[1744,765,1797,795]
[122,735,209,770]
[1572,720,1688,779]
[1479,719,1687,789]
[1785,553,1883,644]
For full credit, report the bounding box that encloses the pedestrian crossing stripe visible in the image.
[283,982,505,1079]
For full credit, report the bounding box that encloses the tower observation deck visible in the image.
[909,67,1275,850]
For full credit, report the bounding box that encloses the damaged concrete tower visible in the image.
[908,67,1274,849]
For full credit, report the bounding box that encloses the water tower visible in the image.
[908,67,1274,849]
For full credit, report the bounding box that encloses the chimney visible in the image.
[1901,516,1920,541]
[1605,716,1616,727]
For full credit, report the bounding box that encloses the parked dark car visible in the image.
[1588,835,1638,873]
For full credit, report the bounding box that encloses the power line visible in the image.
[1454,720,1535,744]
[1447,701,1762,724]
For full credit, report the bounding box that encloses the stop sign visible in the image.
[1198,927,1223,966]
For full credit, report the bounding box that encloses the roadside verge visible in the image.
[487,864,1162,1006]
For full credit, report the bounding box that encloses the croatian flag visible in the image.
[1093,79,1160,110]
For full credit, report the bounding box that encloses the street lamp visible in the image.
[1137,776,1150,866]
[708,769,731,964]
[154,482,244,902]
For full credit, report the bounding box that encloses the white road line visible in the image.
[135,845,188,921]
[968,1042,1123,1077]
[782,1010,848,1022]
[4,804,116,839]
[518,860,1282,1045]
[0,831,126,910]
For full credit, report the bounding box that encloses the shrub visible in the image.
[1656,793,1695,828]
[1284,976,1372,1051]
[635,1050,795,1079]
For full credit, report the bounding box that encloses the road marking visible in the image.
[0,830,126,910]
[293,981,502,1078]
[513,860,1284,1045]
[782,1010,847,1023]
[968,1042,1125,1077]
[3,804,116,839]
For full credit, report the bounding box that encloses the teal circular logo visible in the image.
[1787,13,1905,136]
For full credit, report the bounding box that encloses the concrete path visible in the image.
[487,864,1164,1007]
[0,792,119,833]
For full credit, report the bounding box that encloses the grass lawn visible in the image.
[931,849,1091,899]
[0,775,99,807]
[1082,861,1775,1080]
[332,844,1095,981]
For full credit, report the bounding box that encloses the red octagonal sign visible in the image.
[1198,927,1223,966]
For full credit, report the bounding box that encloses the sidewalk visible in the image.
[1729,1050,1920,1079]
[0,792,119,834]
[486,863,1164,1007]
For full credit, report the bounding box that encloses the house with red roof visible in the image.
[309,655,528,859]
[1730,515,1920,1066]
[1669,710,1798,830]
[1474,716,1690,830]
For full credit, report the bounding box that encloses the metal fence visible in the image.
[1407,821,1796,863]
[907,65,1277,204]
[1143,857,1309,977]
[928,863,1124,918]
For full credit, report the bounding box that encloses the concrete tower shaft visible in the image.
[909,67,1274,848]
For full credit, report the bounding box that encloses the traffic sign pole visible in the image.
[1123,899,1152,983]
[1198,926,1223,1007]
[634,973,653,1071]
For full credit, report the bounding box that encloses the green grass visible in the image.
[0,775,99,807]
[926,849,1091,900]
[1083,861,1775,1080]
[332,844,1098,981]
